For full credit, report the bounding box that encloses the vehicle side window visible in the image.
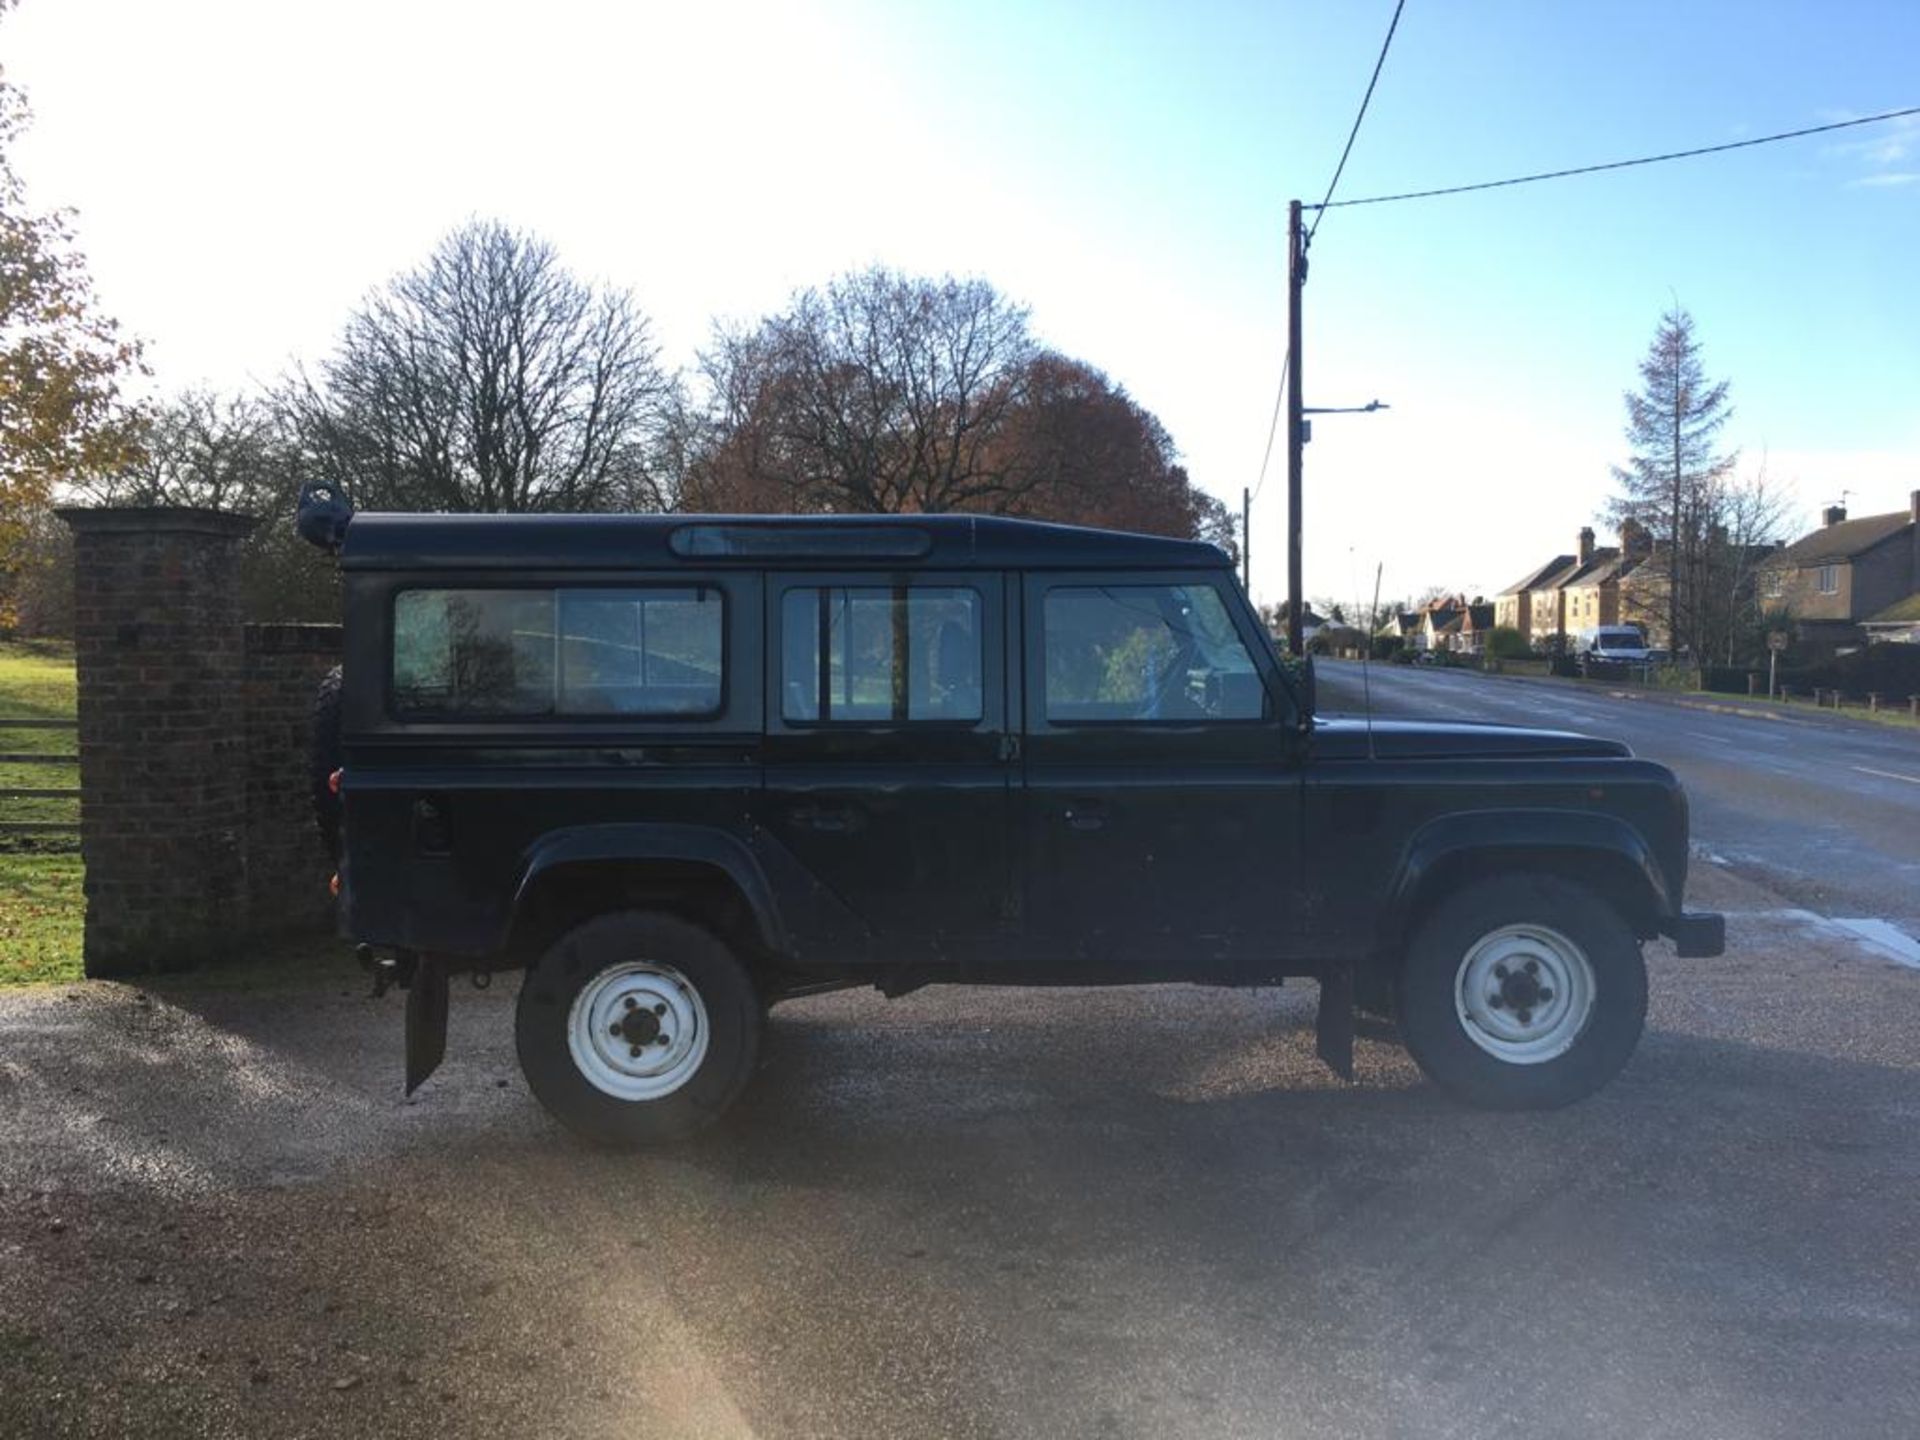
[781,586,983,723]
[1043,584,1264,723]
[392,587,723,717]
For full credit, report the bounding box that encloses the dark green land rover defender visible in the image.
[300,494,1723,1146]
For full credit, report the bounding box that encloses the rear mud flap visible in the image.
[405,954,449,1096]
[1315,963,1355,1081]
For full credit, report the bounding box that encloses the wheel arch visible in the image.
[1375,810,1672,977]
[507,824,787,973]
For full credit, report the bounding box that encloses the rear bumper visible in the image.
[1662,911,1725,958]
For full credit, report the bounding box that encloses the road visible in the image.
[1317,660,1920,947]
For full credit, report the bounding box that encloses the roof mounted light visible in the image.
[667,523,933,560]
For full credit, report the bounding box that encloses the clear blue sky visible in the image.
[8,0,1916,606]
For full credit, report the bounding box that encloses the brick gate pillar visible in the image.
[56,507,258,977]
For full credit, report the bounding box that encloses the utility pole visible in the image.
[1241,486,1251,593]
[1286,198,1306,656]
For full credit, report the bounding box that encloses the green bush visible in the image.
[1487,626,1530,660]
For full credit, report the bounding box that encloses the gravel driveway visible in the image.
[4,862,1919,1439]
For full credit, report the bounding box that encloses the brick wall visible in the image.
[59,509,256,974]
[243,623,343,936]
[57,508,343,977]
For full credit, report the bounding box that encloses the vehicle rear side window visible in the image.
[781,586,983,723]
[392,588,723,717]
[1043,584,1264,723]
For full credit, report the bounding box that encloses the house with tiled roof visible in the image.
[1441,602,1498,655]
[1375,609,1422,651]
[1421,606,1462,652]
[1759,492,1920,651]
[1561,521,1655,639]
[1502,529,1613,650]
[1494,550,1575,645]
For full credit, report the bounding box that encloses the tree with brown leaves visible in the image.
[0,1,145,623]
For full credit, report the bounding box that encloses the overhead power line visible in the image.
[1250,348,1291,504]
[1254,0,1404,510]
[1307,0,1409,241]
[1309,104,1920,212]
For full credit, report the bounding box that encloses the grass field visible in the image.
[0,641,83,985]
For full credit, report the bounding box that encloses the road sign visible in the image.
[1768,631,1790,652]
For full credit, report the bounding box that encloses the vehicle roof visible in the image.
[337,511,1232,573]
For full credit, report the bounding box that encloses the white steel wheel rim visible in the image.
[567,961,710,1102]
[1453,923,1597,1065]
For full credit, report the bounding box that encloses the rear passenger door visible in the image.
[758,572,1014,966]
[1019,572,1305,977]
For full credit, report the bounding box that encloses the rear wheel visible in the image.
[1398,876,1646,1110]
[515,911,761,1146]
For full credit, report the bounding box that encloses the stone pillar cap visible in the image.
[56,506,260,537]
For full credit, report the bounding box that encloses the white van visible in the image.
[1577,625,1652,662]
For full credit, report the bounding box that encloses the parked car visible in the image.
[300,494,1723,1145]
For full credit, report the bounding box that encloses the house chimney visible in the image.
[1620,518,1653,560]
[1912,491,1920,589]
[1578,526,1595,564]
[1824,505,1847,527]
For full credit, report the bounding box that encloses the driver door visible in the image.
[1018,571,1305,978]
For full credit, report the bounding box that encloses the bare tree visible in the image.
[689,267,1037,514]
[77,388,338,621]
[1701,458,1791,664]
[285,220,672,514]
[77,388,278,508]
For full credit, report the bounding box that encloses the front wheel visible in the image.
[1398,876,1647,1110]
[516,911,762,1146]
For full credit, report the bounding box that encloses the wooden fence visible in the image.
[0,717,80,845]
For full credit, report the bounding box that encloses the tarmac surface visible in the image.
[1318,661,1920,938]
[3,670,1918,1439]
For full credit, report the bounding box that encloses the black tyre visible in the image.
[1397,875,1647,1110]
[515,911,762,1146]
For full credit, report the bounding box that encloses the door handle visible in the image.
[1063,800,1107,832]
[792,803,858,833]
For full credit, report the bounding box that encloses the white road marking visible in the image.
[1852,765,1920,787]
[1740,909,1920,970]
[1832,919,1920,969]
[1685,730,1730,744]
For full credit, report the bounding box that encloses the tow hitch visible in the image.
[359,944,415,999]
